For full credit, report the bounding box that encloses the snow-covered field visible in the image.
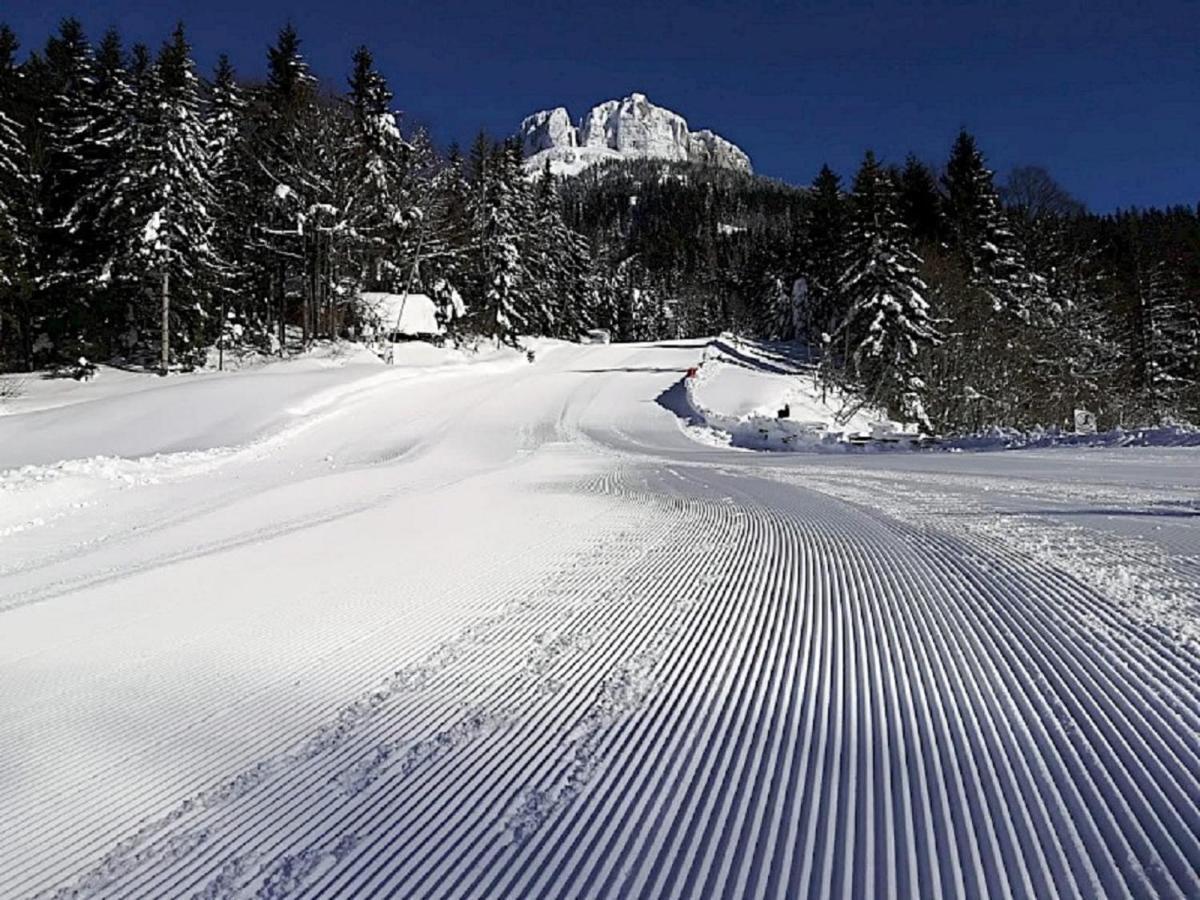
[2,339,1198,898]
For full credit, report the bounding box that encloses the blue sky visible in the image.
[3,0,1196,212]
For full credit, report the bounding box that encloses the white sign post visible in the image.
[1074,408,1097,435]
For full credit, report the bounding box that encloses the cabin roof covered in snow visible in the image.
[358,292,442,336]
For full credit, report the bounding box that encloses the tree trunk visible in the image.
[278,263,286,357]
[303,235,312,348]
[160,269,170,376]
[309,232,319,344]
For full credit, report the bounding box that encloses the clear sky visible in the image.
[3,0,1196,212]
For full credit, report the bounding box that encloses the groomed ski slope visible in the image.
[1,340,1198,899]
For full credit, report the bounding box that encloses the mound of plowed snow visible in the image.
[679,338,911,450]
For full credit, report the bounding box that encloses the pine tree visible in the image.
[41,19,95,227]
[94,24,216,371]
[828,152,938,427]
[765,273,795,340]
[896,155,943,245]
[527,159,594,338]
[466,136,533,343]
[557,224,596,339]
[60,28,141,345]
[926,131,1049,428]
[0,26,28,279]
[206,54,257,358]
[1138,259,1194,416]
[344,44,419,299]
[81,30,134,198]
[0,24,32,368]
[207,56,243,184]
[420,145,471,335]
[346,45,404,208]
[250,23,318,353]
[942,130,1039,319]
[798,164,848,346]
[1024,231,1112,424]
[37,18,98,357]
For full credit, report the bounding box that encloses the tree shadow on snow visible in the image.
[994,506,1200,519]
[570,367,686,374]
[708,339,796,375]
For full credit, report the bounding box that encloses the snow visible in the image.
[2,338,1198,898]
[671,337,1200,455]
[524,144,625,179]
[357,291,442,337]
[140,209,163,248]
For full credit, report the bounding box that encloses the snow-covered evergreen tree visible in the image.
[0,25,32,368]
[41,20,96,228]
[343,43,429,312]
[416,143,471,336]
[94,25,216,371]
[557,224,597,339]
[345,45,408,229]
[1138,259,1195,416]
[75,30,135,209]
[942,130,1041,320]
[35,19,98,356]
[205,54,259,356]
[296,95,353,343]
[762,273,794,340]
[828,151,938,427]
[0,29,27,275]
[798,164,848,346]
[781,277,807,341]
[248,23,318,352]
[467,136,533,343]
[58,29,142,345]
[1025,233,1113,424]
[207,56,243,183]
[526,159,595,338]
[612,254,668,341]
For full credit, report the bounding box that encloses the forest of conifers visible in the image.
[0,20,1196,431]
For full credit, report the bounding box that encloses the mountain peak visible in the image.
[518,93,752,177]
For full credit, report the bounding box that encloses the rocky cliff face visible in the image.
[689,129,752,171]
[518,93,752,177]
[519,107,576,155]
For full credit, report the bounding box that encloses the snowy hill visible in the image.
[519,92,752,177]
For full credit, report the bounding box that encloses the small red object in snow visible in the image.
[686,367,698,378]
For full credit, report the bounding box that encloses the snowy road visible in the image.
[2,341,1199,899]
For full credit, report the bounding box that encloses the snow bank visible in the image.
[677,337,913,451]
[201,338,381,374]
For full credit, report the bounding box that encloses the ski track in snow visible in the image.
[1,341,1198,899]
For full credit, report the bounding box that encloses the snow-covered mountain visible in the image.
[519,93,752,177]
